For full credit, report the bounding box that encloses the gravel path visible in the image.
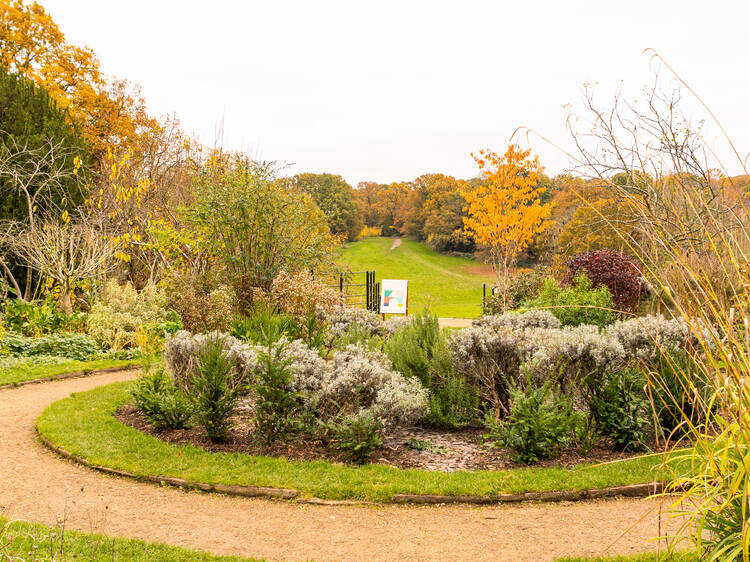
[0,371,672,561]
[390,237,402,250]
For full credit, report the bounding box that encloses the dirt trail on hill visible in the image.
[390,237,402,250]
[0,371,674,561]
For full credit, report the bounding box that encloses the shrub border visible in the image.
[37,401,674,506]
[0,364,140,391]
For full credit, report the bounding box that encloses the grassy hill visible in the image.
[336,237,495,318]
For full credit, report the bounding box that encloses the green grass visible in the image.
[37,381,670,502]
[337,237,495,318]
[557,553,694,561]
[0,357,140,386]
[0,516,260,561]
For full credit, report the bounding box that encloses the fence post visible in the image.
[365,271,372,310]
[482,283,486,315]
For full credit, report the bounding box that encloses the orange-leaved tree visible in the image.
[461,144,552,311]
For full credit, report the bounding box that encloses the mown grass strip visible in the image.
[0,358,140,387]
[37,381,671,502]
[557,552,695,561]
[0,516,262,561]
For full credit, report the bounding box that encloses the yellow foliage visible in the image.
[460,144,552,310]
[0,0,156,158]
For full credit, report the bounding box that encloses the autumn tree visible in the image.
[355,181,382,227]
[461,144,552,310]
[0,0,155,159]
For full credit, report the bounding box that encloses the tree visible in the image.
[355,181,382,227]
[0,135,86,299]
[186,156,337,308]
[290,173,362,242]
[0,69,90,297]
[460,145,552,310]
[10,221,117,313]
[0,0,155,159]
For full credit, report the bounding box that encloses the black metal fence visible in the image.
[315,270,380,312]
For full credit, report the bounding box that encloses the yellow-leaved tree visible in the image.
[460,144,552,311]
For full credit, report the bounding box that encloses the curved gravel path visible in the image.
[0,370,671,561]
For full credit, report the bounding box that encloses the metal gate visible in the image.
[315,271,380,312]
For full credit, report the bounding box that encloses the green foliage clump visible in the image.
[253,332,312,444]
[485,381,577,464]
[320,412,383,464]
[484,267,550,314]
[386,309,478,428]
[524,273,615,328]
[189,336,241,442]
[0,332,100,360]
[650,351,711,436]
[291,173,363,242]
[2,297,84,336]
[187,159,335,307]
[231,303,301,345]
[87,281,175,350]
[131,368,192,430]
[587,368,649,452]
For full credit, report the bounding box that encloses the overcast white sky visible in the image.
[41,0,750,185]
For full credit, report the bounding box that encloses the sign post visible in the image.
[379,279,408,316]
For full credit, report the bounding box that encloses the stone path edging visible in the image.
[0,365,140,391]
[37,431,673,507]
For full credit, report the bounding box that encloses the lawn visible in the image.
[557,553,694,561]
[37,380,670,502]
[336,236,495,318]
[0,356,141,386]
[0,516,260,561]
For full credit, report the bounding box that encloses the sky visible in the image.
[41,0,750,186]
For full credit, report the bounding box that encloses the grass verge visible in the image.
[557,553,694,561]
[0,358,140,387]
[37,380,670,502]
[0,516,260,561]
[337,237,494,317]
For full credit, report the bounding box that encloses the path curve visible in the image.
[390,237,402,250]
[1,371,671,561]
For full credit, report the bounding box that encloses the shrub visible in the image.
[188,336,242,442]
[522,325,626,390]
[485,381,577,464]
[384,315,413,336]
[164,331,260,391]
[448,326,523,417]
[253,338,313,444]
[271,270,340,322]
[231,304,300,345]
[318,344,428,429]
[524,274,615,327]
[131,368,192,430]
[563,250,645,313]
[161,270,235,333]
[0,332,101,360]
[606,315,695,364]
[483,268,551,314]
[473,309,561,331]
[2,296,80,336]
[87,281,172,350]
[650,351,712,436]
[587,368,649,451]
[320,412,383,464]
[324,306,385,339]
[332,323,385,352]
[386,309,478,428]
